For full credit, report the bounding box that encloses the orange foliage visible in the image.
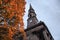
[0,0,26,40]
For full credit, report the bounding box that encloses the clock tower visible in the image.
[27,4,38,28]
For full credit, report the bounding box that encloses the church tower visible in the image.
[26,4,54,40]
[27,4,38,28]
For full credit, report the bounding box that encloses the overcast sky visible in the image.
[23,0,60,40]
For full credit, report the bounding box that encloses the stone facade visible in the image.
[25,21,54,40]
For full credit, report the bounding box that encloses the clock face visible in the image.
[29,20,32,22]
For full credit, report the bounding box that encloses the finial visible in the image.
[30,4,33,9]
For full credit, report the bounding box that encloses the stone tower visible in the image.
[27,4,38,28]
[26,4,54,40]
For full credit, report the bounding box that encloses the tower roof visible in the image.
[29,4,34,11]
[28,4,36,17]
[30,4,33,9]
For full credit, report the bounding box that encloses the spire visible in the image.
[27,4,38,28]
[28,4,36,18]
[29,4,34,11]
[30,4,33,10]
